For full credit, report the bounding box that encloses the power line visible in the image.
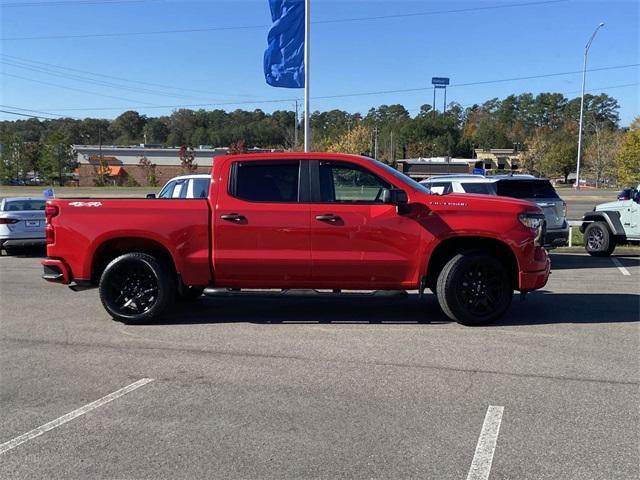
[11,63,635,112]
[1,0,567,41]
[0,104,79,119]
[1,72,165,107]
[0,53,264,99]
[0,0,159,7]
[0,109,60,119]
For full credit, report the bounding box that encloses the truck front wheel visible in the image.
[436,252,513,326]
[99,252,175,323]
[584,222,616,257]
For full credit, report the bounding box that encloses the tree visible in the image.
[616,117,640,186]
[326,124,370,155]
[521,131,551,176]
[111,111,146,144]
[584,128,622,187]
[138,155,158,187]
[545,138,577,184]
[41,131,76,186]
[178,145,198,173]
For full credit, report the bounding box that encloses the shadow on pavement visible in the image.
[150,290,639,327]
[550,252,639,270]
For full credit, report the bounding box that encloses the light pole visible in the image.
[576,22,605,190]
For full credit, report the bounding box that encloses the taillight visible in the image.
[45,203,59,245]
[0,218,19,224]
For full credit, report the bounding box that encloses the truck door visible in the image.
[214,159,311,287]
[624,194,640,239]
[309,160,423,289]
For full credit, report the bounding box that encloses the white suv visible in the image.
[149,174,211,199]
[421,174,569,248]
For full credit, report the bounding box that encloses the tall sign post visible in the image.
[431,77,450,113]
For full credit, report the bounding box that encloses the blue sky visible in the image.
[1,0,638,124]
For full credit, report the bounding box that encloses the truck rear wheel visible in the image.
[436,252,513,326]
[99,252,175,323]
[584,222,616,257]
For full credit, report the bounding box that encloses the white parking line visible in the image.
[611,257,631,276]
[466,405,504,480]
[0,378,153,455]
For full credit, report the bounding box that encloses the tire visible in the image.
[436,252,513,326]
[584,222,616,257]
[177,286,204,301]
[98,252,176,324]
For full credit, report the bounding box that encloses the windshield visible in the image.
[3,199,46,211]
[367,158,432,194]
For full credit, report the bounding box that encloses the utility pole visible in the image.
[390,131,394,162]
[374,125,378,160]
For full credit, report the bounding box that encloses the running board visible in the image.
[202,288,408,300]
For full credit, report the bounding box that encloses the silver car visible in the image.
[420,174,569,248]
[0,197,47,254]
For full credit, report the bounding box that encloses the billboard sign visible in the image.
[431,77,450,86]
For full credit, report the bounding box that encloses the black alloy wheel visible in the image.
[436,252,513,326]
[99,252,175,323]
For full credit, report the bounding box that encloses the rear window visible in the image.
[462,183,495,195]
[495,180,559,199]
[233,161,299,202]
[3,200,46,211]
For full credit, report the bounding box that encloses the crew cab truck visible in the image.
[42,153,550,326]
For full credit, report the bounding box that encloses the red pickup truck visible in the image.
[42,152,549,326]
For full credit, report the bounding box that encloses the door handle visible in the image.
[315,214,341,222]
[221,213,246,223]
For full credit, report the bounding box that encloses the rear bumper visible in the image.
[42,258,72,284]
[1,237,46,249]
[544,227,569,248]
[519,256,550,291]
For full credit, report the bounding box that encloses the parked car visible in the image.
[42,153,550,326]
[0,197,47,254]
[581,185,640,256]
[147,174,211,199]
[617,187,637,201]
[420,174,569,248]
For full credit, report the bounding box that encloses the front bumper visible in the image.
[519,255,550,291]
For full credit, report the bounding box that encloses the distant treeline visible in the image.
[1,91,639,186]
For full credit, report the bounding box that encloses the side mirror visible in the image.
[146,193,156,199]
[382,188,408,205]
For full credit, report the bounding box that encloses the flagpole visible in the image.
[303,0,310,152]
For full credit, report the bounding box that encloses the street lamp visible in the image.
[576,22,605,190]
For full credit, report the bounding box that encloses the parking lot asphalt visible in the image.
[0,251,638,479]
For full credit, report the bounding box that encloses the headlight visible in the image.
[518,214,544,230]
[518,213,546,246]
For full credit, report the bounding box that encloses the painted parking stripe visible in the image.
[466,405,504,480]
[0,378,153,455]
[611,257,631,276]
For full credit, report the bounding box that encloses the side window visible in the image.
[191,178,210,199]
[319,162,390,203]
[233,161,299,202]
[159,181,176,199]
[428,182,452,195]
[173,179,187,198]
[462,183,495,195]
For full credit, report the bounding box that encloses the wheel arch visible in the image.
[90,237,178,285]
[425,236,519,290]
[580,211,625,237]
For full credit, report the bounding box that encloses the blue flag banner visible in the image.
[43,188,55,198]
[264,0,305,88]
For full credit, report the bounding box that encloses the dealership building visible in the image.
[73,145,230,186]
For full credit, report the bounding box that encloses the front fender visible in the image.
[580,211,625,236]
